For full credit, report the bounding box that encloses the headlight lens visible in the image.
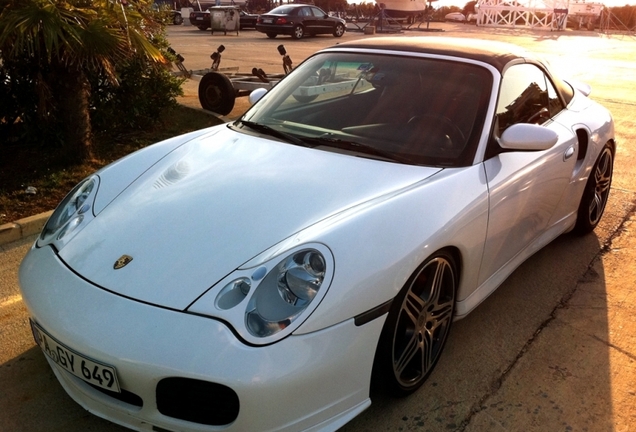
[38,176,99,248]
[187,244,334,345]
[279,251,326,306]
[247,249,326,338]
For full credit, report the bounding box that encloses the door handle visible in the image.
[564,145,576,161]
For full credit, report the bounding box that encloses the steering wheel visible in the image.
[407,115,466,153]
[526,107,550,124]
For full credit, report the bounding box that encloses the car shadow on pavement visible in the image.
[0,347,127,431]
[343,230,616,432]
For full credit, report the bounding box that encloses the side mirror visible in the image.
[499,123,558,151]
[249,88,268,105]
[565,79,592,97]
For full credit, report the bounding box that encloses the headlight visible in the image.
[187,244,334,345]
[38,176,99,248]
[246,249,326,337]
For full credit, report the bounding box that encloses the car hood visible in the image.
[58,126,440,310]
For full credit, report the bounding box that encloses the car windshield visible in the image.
[238,52,493,167]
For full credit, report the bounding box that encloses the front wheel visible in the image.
[291,24,304,39]
[574,142,614,234]
[372,251,457,397]
[333,23,345,37]
[173,14,183,25]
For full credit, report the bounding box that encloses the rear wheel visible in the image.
[197,25,208,31]
[574,142,614,234]
[198,72,235,115]
[173,14,183,25]
[372,251,457,396]
[266,32,277,39]
[292,24,304,39]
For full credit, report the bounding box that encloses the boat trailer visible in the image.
[169,45,294,116]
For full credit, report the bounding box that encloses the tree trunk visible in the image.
[49,65,93,164]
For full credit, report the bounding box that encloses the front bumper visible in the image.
[19,245,384,432]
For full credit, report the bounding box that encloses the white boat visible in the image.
[375,0,431,17]
[569,1,603,16]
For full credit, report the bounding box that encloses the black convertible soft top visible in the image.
[327,37,528,73]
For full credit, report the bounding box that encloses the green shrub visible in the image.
[90,36,185,134]
[0,0,183,153]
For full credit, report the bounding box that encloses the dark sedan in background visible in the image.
[238,10,259,29]
[190,8,259,30]
[256,4,346,39]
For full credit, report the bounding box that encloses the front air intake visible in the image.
[156,377,240,425]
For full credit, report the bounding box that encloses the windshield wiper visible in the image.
[235,120,308,147]
[235,121,411,163]
[304,135,411,163]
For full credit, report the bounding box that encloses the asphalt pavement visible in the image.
[1,22,635,432]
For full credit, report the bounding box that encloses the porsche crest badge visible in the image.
[114,255,133,270]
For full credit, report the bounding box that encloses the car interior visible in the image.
[262,57,492,167]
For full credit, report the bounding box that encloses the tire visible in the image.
[266,32,277,39]
[198,72,235,115]
[197,25,208,31]
[173,14,183,25]
[333,23,345,37]
[574,142,614,234]
[291,24,304,39]
[372,250,457,397]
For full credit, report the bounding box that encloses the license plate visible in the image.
[30,319,121,393]
[263,18,273,23]
[196,17,203,20]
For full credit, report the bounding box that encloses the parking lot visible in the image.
[1,22,635,432]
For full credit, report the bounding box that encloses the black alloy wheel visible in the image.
[574,142,614,234]
[373,250,457,396]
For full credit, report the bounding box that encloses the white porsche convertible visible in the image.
[20,37,615,432]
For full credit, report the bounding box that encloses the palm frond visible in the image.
[0,0,167,74]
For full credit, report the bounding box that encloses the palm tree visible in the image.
[0,0,167,163]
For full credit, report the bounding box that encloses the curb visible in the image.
[0,211,53,246]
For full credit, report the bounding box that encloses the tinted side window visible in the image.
[310,7,325,16]
[496,64,564,135]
